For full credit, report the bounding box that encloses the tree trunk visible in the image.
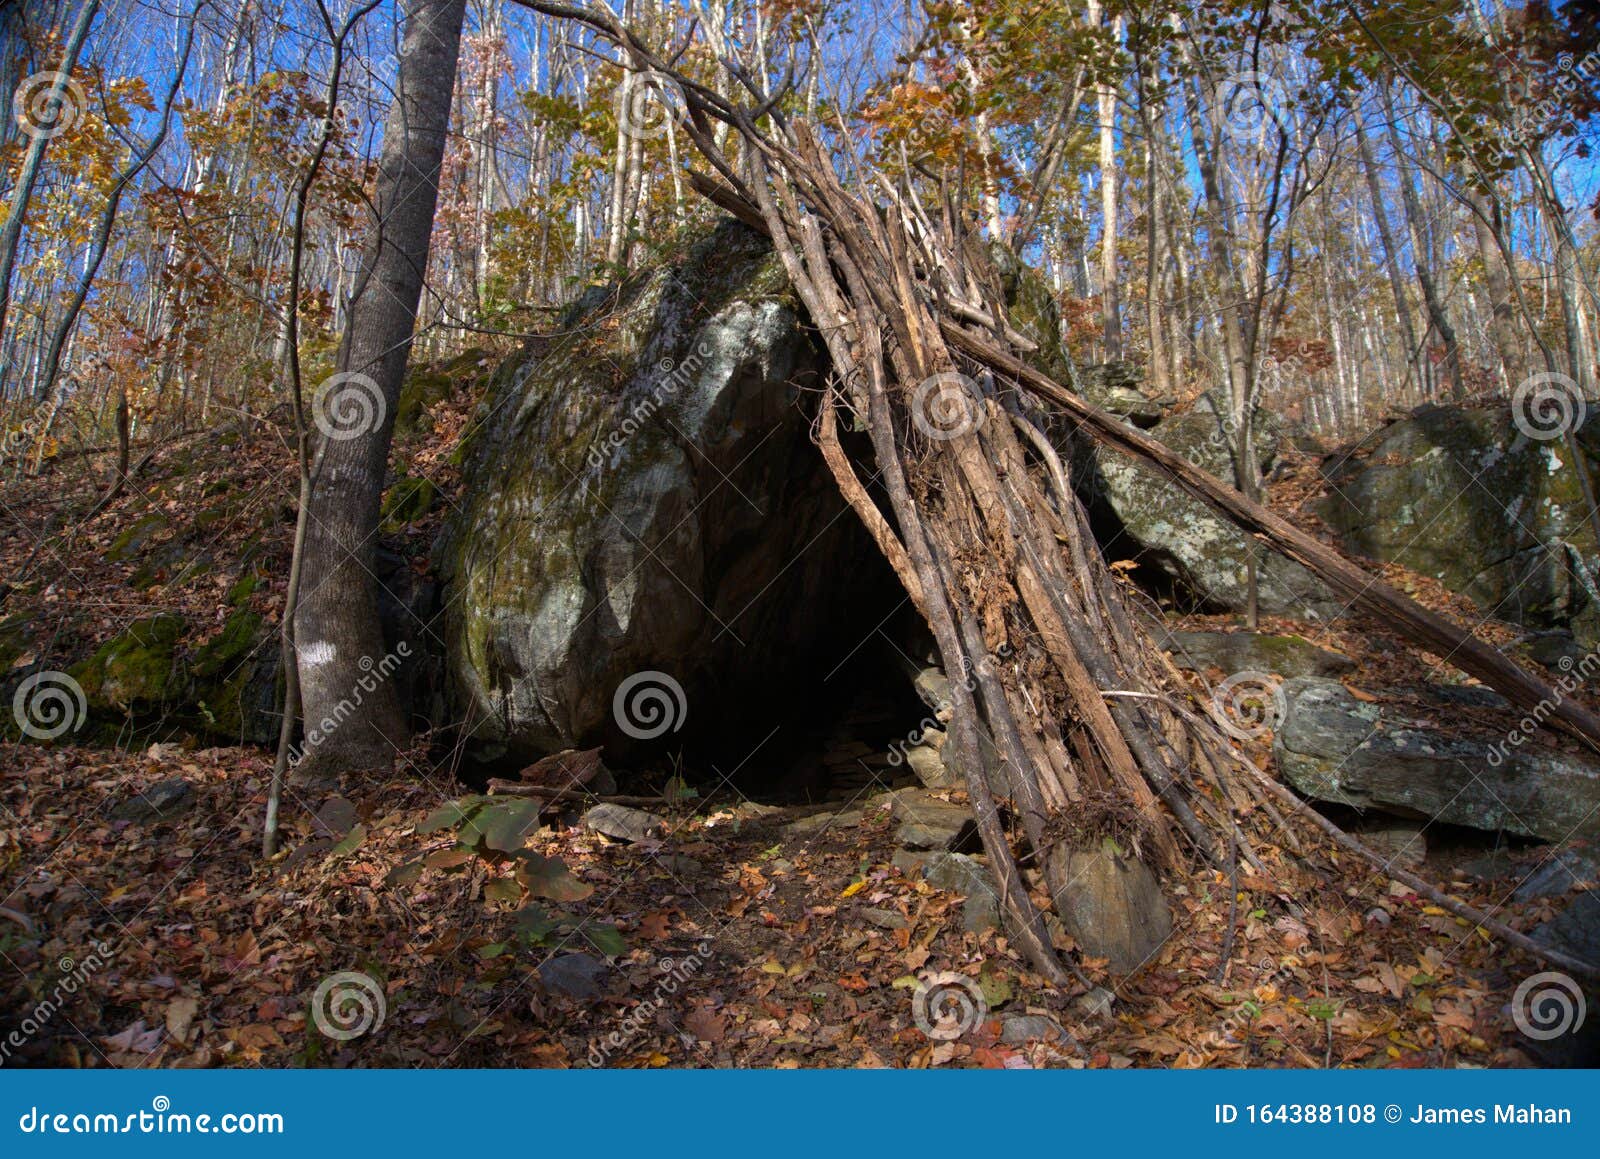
[0,0,99,355]
[1353,108,1423,402]
[292,0,467,776]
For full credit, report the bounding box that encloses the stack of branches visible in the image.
[510,0,1600,984]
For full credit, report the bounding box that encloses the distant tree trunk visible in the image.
[1380,81,1462,400]
[1090,0,1122,359]
[0,0,99,355]
[1353,109,1421,403]
[292,0,467,775]
[1466,189,1524,392]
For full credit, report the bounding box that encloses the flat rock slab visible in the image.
[582,804,664,843]
[888,788,977,851]
[1001,1014,1066,1044]
[109,777,193,823]
[781,809,862,838]
[1515,847,1600,901]
[1051,845,1172,975]
[1274,678,1600,843]
[538,953,609,1001]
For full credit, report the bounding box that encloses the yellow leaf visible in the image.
[840,880,866,898]
[760,960,787,974]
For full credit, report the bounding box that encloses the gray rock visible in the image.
[903,742,959,790]
[921,852,1002,933]
[1082,406,1335,617]
[1320,405,1600,646]
[1514,847,1600,901]
[1075,986,1116,1018]
[911,667,953,714]
[441,220,885,761]
[1051,844,1173,975]
[583,803,664,843]
[109,777,192,823]
[1077,362,1166,427]
[890,789,977,851]
[1001,1014,1066,1044]
[1274,678,1600,843]
[1159,628,1354,679]
[859,907,909,931]
[538,953,610,1001]
[891,849,933,876]
[781,809,862,838]
[1534,893,1600,966]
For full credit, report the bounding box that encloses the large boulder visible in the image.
[1273,677,1600,843]
[440,221,888,762]
[1082,402,1336,617]
[1319,404,1600,645]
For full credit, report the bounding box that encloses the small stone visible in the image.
[890,789,976,850]
[912,667,953,713]
[109,777,193,823]
[1076,986,1116,1018]
[1001,1014,1065,1044]
[921,852,1002,933]
[583,803,663,843]
[904,743,959,789]
[538,953,609,1001]
[859,908,909,931]
[781,810,861,838]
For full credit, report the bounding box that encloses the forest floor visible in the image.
[0,733,1581,1069]
[0,381,1593,1068]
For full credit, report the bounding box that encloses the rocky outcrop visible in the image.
[440,221,890,761]
[1274,677,1600,843]
[1320,404,1600,646]
[1082,400,1336,617]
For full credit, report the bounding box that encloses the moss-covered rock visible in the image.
[380,474,437,531]
[439,219,892,761]
[106,514,168,563]
[72,614,185,710]
[396,347,489,436]
[1319,405,1600,643]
